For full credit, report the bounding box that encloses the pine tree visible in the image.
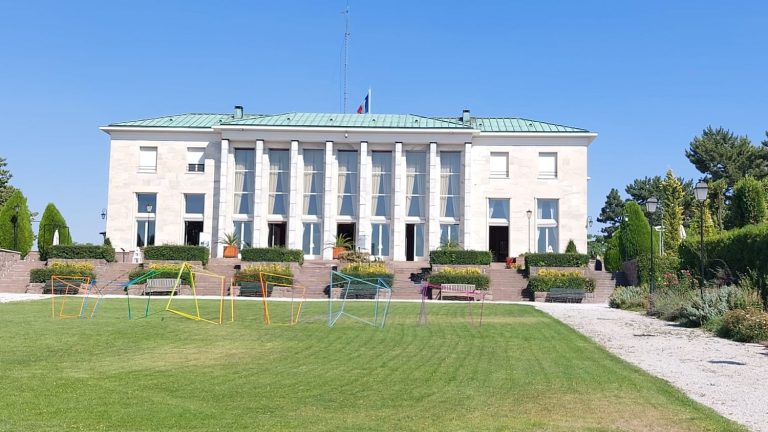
[661,169,684,255]
[0,156,13,208]
[597,188,624,238]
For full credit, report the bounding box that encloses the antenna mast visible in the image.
[342,3,350,113]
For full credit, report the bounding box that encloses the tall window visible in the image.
[538,152,557,179]
[139,147,157,173]
[440,224,459,245]
[488,199,509,222]
[440,152,461,218]
[303,149,323,216]
[187,148,205,172]
[233,221,252,249]
[184,194,204,246]
[537,199,559,252]
[136,193,156,247]
[233,149,254,214]
[406,151,426,218]
[337,151,358,216]
[302,222,321,255]
[490,152,509,178]
[268,149,289,215]
[371,223,390,257]
[371,152,392,217]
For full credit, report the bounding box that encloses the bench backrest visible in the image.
[440,283,476,292]
[146,278,177,288]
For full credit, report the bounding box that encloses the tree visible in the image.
[604,230,622,272]
[685,126,768,187]
[0,190,34,258]
[707,179,728,231]
[661,169,684,255]
[688,199,716,239]
[730,176,767,227]
[625,176,663,225]
[619,201,652,262]
[565,239,578,253]
[37,203,73,260]
[0,156,13,208]
[597,188,624,238]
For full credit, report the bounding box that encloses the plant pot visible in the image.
[223,245,239,258]
[534,292,548,302]
[333,246,347,259]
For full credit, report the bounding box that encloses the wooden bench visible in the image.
[236,281,271,297]
[437,283,479,301]
[143,278,178,296]
[43,281,81,295]
[344,283,379,299]
[546,288,585,303]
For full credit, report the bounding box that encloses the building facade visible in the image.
[101,108,596,261]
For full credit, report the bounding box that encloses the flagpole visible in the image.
[368,87,372,114]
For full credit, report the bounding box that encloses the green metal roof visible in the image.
[109,112,589,133]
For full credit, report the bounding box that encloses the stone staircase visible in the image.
[93,262,139,294]
[294,260,335,299]
[389,261,429,300]
[0,252,46,293]
[489,262,528,301]
[586,268,618,303]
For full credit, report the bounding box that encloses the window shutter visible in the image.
[538,153,556,178]
[187,148,204,165]
[139,147,157,172]
[490,153,508,177]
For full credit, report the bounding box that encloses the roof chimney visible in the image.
[234,105,244,119]
[462,109,470,123]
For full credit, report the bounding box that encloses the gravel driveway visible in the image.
[534,302,768,432]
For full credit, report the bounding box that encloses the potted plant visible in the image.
[220,232,240,258]
[331,234,353,259]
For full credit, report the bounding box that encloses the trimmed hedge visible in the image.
[524,253,589,272]
[240,247,304,265]
[429,250,492,265]
[679,223,768,280]
[30,263,96,283]
[235,263,294,284]
[528,270,595,292]
[48,244,116,262]
[143,245,209,265]
[427,268,489,290]
[0,190,34,258]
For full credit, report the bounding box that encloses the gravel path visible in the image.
[533,302,768,432]
[0,293,47,303]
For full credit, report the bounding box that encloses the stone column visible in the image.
[357,141,371,251]
[427,142,440,252]
[392,142,406,261]
[462,142,472,248]
[287,140,301,249]
[216,139,230,257]
[321,141,335,260]
[252,139,264,247]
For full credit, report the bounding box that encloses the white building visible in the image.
[101,107,596,262]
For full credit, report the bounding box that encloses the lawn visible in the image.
[0,299,745,432]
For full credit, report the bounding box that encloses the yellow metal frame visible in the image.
[50,275,102,319]
[258,272,306,325]
[164,262,235,324]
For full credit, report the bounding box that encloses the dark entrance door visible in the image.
[184,221,204,246]
[488,226,509,262]
[336,223,356,249]
[405,224,415,261]
[268,222,287,247]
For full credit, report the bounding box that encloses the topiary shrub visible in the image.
[30,262,96,283]
[429,250,492,265]
[565,239,578,254]
[731,176,766,228]
[619,201,651,262]
[608,286,648,310]
[0,190,33,258]
[527,269,595,293]
[240,247,304,265]
[604,231,622,272]
[143,245,209,265]
[37,203,72,260]
[524,253,589,273]
[48,244,116,262]
[718,309,768,343]
[102,238,116,263]
[427,267,490,290]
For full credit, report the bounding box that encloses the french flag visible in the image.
[356,89,371,114]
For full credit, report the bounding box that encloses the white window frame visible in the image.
[488,198,510,226]
[405,151,427,219]
[302,149,324,217]
[490,152,509,178]
[371,151,392,218]
[233,148,255,215]
[439,151,461,222]
[302,222,321,257]
[337,150,358,218]
[371,223,390,258]
[233,220,252,249]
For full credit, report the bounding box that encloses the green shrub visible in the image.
[565,240,578,254]
[37,203,73,260]
[429,250,492,265]
[30,262,96,283]
[337,262,394,287]
[528,269,595,292]
[731,176,766,228]
[427,267,489,290]
[240,247,304,265]
[143,245,209,265]
[677,289,730,327]
[651,286,697,322]
[0,190,33,258]
[235,263,294,285]
[637,254,680,287]
[102,238,116,263]
[719,309,768,343]
[679,223,768,282]
[524,253,589,272]
[608,286,648,310]
[604,232,622,272]
[619,201,651,262]
[48,244,116,262]
[127,264,192,285]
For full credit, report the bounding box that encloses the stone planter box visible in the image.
[534,292,548,302]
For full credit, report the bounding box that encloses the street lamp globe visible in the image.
[694,181,709,202]
[646,197,658,213]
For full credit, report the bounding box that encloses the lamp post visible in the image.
[526,209,532,252]
[144,203,153,247]
[694,181,709,299]
[646,197,658,308]
[12,204,20,251]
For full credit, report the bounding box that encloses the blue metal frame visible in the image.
[327,271,392,328]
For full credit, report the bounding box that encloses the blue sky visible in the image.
[1,0,766,243]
